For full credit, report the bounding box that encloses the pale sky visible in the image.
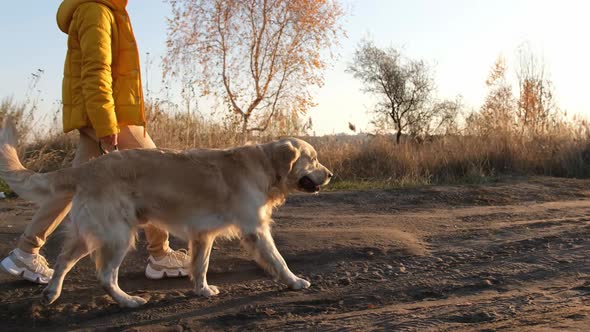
[1,0,589,135]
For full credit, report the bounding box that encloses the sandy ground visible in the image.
[0,176,589,331]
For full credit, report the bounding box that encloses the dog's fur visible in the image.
[0,117,332,307]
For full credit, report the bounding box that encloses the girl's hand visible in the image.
[100,134,118,147]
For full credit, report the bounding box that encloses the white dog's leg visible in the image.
[190,234,219,297]
[95,238,146,308]
[42,237,89,305]
[241,228,310,290]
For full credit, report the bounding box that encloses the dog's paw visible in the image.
[194,285,220,298]
[41,288,59,306]
[289,277,311,290]
[120,296,148,308]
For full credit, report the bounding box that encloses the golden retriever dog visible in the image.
[0,117,332,308]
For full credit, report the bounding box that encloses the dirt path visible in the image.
[1,176,589,331]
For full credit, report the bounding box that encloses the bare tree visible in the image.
[428,97,462,136]
[164,0,345,142]
[347,39,435,143]
[476,55,516,136]
[515,44,556,137]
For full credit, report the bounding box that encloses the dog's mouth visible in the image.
[298,176,320,193]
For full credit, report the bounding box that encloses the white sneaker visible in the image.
[145,249,189,279]
[1,248,54,284]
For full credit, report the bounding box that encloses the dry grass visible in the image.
[2,97,590,195]
[309,131,590,189]
[146,102,244,149]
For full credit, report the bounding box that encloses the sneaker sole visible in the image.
[145,264,189,279]
[0,256,50,284]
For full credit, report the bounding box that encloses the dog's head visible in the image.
[269,138,332,193]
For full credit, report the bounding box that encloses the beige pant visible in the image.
[17,126,170,258]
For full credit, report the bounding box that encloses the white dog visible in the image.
[0,118,332,307]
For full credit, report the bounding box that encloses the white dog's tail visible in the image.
[0,116,76,203]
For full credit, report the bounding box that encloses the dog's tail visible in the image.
[0,116,77,203]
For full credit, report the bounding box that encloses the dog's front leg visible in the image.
[241,228,310,290]
[189,234,219,297]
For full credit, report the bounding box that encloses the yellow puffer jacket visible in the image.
[57,0,145,138]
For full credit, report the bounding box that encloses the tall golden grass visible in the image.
[1,96,590,194]
[310,128,590,189]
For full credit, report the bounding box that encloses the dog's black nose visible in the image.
[328,172,333,178]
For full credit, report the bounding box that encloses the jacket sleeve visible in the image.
[76,4,119,138]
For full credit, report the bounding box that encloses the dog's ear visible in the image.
[272,141,300,181]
